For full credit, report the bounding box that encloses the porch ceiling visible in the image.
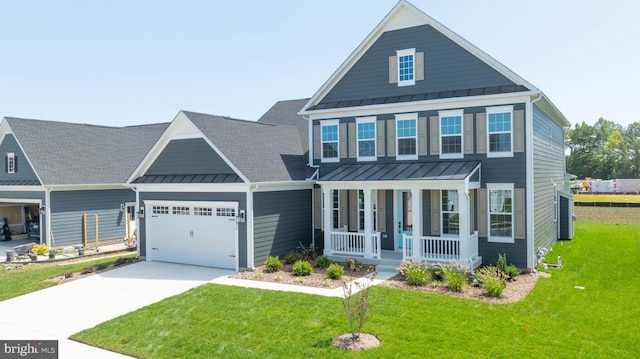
[319,161,480,182]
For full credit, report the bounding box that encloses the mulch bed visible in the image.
[231,262,368,289]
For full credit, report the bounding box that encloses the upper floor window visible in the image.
[487,105,513,157]
[487,183,514,243]
[356,117,376,161]
[6,153,15,174]
[396,113,418,160]
[439,110,463,159]
[396,48,415,86]
[441,190,459,235]
[321,120,339,162]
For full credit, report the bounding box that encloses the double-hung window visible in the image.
[439,109,463,159]
[396,48,415,86]
[441,190,459,235]
[321,120,339,162]
[487,105,513,157]
[356,117,376,161]
[6,153,15,174]
[396,113,418,160]
[487,184,514,243]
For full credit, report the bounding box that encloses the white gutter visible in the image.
[247,184,259,269]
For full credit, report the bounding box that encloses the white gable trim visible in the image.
[126,111,249,184]
[300,0,538,114]
[0,119,46,185]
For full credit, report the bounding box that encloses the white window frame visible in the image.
[487,183,514,243]
[395,113,418,160]
[320,119,339,163]
[357,190,378,232]
[486,105,514,158]
[6,152,15,174]
[438,109,464,159]
[396,48,416,87]
[441,190,459,236]
[356,116,377,161]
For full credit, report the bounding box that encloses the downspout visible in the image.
[304,114,320,254]
[247,184,259,270]
[44,187,52,247]
[527,93,544,269]
[132,186,141,258]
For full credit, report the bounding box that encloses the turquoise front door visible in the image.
[397,190,413,249]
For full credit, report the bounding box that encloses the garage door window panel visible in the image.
[194,207,213,216]
[172,206,189,215]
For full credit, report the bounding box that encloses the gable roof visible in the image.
[184,111,308,183]
[300,0,568,127]
[258,98,309,152]
[2,117,168,186]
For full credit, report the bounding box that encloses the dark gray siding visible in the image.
[0,134,40,183]
[50,189,134,247]
[320,25,515,105]
[478,237,527,268]
[253,190,312,266]
[145,138,236,176]
[532,104,566,253]
[0,190,46,241]
[138,191,248,268]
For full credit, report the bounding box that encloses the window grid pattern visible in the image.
[397,119,417,156]
[441,116,462,154]
[357,122,376,158]
[489,189,513,238]
[152,206,169,215]
[441,190,459,235]
[332,190,339,229]
[7,153,15,174]
[216,208,236,217]
[398,54,414,82]
[172,206,189,215]
[194,207,213,216]
[488,112,512,152]
[321,124,338,159]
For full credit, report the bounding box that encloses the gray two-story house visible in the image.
[301,0,573,269]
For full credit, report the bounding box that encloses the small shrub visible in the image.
[274,274,283,282]
[492,253,521,280]
[254,271,263,279]
[297,242,318,260]
[284,251,302,264]
[441,261,470,292]
[494,253,508,272]
[322,278,332,287]
[475,265,507,297]
[430,265,445,281]
[295,277,304,284]
[264,256,283,273]
[32,244,49,255]
[504,265,521,280]
[350,258,363,271]
[315,255,332,269]
[342,258,378,341]
[399,260,431,286]
[80,266,96,275]
[292,260,313,276]
[326,263,345,280]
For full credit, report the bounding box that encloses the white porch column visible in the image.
[411,188,422,260]
[323,188,333,256]
[457,188,470,264]
[363,188,373,259]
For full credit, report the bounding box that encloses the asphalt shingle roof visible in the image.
[4,117,168,185]
[257,98,309,152]
[183,111,308,183]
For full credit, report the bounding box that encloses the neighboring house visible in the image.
[126,110,313,271]
[300,0,573,269]
[0,117,167,247]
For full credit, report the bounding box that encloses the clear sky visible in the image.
[1,0,638,128]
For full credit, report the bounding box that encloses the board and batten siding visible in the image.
[145,138,236,176]
[0,134,40,183]
[138,191,248,268]
[49,189,134,247]
[253,190,312,266]
[532,104,567,253]
[319,25,515,105]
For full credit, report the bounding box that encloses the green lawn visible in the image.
[72,214,640,358]
[0,253,136,301]
[574,193,640,203]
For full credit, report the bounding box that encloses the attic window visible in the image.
[397,49,415,86]
[6,153,16,174]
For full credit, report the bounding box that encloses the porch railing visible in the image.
[330,230,380,258]
[403,232,479,262]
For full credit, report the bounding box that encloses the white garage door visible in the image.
[146,201,238,269]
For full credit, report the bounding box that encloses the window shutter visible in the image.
[415,52,424,81]
[429,116,439,155]
[513,110,525,153]
[469,189,475,235]
[463,113,474,154]
[478,188,487,237]
[476,113,487,154]
[13,155,17,172]
[349,190,358,232]
[314,188,322,229]
[430,190,440,235]
[418,116,427,156]
[376,120,386,157]
[339,123,347,159]
[387,119,396,156]
[514,188,526,239]
[377,190,386,232]
[339,190,348,228]
[348,122,356,159]
[313,125,321,160]
[388,56,398,84]
[4,155,7,173]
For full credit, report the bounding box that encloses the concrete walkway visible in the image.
[0,261,234,358]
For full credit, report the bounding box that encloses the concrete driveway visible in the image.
[0,261,234,358]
